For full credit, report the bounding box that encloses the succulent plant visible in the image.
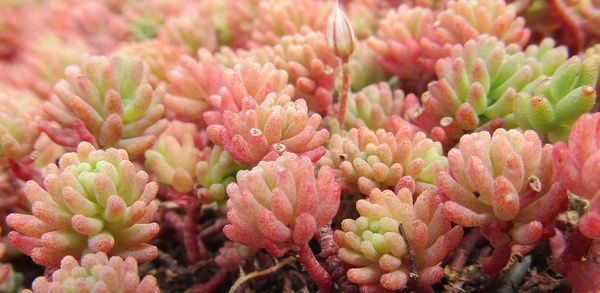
[123,0,185,41]
[272,29,340,114]
[346,0,396,40]
[340,82,419,133]
[345,42,389,91]
[206,93,329,166]
[334,184,463,291]
[196,145,245,205]
[7,142,160,267]
[0,87,42,160]
[581,0,600,41]
[223,152,340,251]
[158,8,219,54]
[367,5,435,80]
[510,55,598,142]
[215,241,257,271]
[223,0,261,48]
[320,127,447,196]
[412,36,568,143]
[164,49,225,123]
[20,34,90,98]
[24,252,159,293]
[144,121,201,193]
[0,4,25,61]
[203,59,295,124]
[43,55,168,156]
[423,0,530,57]
[439,129,567,273]
[550,232,600,293]
[118,39,186,85]
[44,1,129,53]
[248,0,332,47]
[553,113,600,239]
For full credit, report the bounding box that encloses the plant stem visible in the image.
[163,198,207,264]
[190,268,229,293]
[450,228,483,271]
[337,63,351,127]
[316,225,358,293]
[298,244,334,293]
[496,255,532,293]
[228,256,296,293]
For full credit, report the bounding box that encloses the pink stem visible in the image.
[163,200,207,264]
[545,0,583,53]
[450,228,483,271]
[200,218,228,241]
[482,245,512,275]
[298,244,334,293]
[189,268,229,293]
[8,160,43,185]
[316,225,358,293]
[337,64,351,126]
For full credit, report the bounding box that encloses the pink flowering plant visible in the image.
[0,0,599,292]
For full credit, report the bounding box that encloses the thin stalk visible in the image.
[190,268,229,293]
[337,63,351,126]
[298,244,334,293]
[228,256,296,293]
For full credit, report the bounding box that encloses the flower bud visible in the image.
[325,1,356,62]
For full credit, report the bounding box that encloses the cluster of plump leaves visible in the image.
[2,0,600,292]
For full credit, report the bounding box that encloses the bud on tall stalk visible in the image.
[326,0,356,126]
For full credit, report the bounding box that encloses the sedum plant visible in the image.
[439,129,567,273]
[223,152,340,291]
[367,5,435,81]
[340,82,418,134]
[144,121,201,193]
[320,127,447,196]
[7,142,159,268]
[272,29,340,114]
[248,0,332,47]
[0,86,42,160]
[511,55,599,142]
[206,93,329,166]
[158,8,219,54]
[334,183,463,291]
[24,252,159,293]
[196,145,245,205]
[552,113,600,239]
[203,59,294,123]
[423,0,530,56]
[413,36,568,144]
[118,40,186,85]
[164,49,225,123]
[550,113,600,293]
[43,55,168,156]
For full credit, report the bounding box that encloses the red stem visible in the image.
[316,225,358,293]
[298,244,334,293]
[163,199,207,264]
[450,228,483,271]
[189,268,229,293]
[545,0,583,53]
[337,64,351,126]
[8,160,43,185]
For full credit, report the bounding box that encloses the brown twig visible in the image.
[228,256,296,293]
[399,223,419,283]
